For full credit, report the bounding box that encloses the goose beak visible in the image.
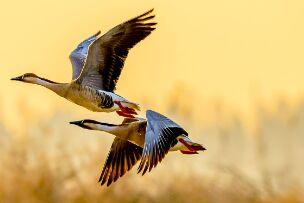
[70,120,94,130]
[11,76,23,81]
[69,120,83,127]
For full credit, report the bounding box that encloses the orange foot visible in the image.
[114,101,137,115]
[180,150,198,154]
[116,110,135,118]
[178,138,206,154]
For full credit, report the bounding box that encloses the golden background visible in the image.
[1,0,304,202]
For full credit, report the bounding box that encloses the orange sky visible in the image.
[1,0,304,132]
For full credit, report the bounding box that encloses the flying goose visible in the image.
[11,9,156,118]
[70,110,206,186]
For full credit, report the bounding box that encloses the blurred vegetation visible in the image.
[0,93,304,203]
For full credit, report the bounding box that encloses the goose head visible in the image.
[11,73,39,84]
[70,119,117,130]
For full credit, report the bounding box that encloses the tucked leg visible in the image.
[114,101,137,115]
[178,138,196,152]
[178,138,206,152]
[116,110,135,118]
[180,150,199,154]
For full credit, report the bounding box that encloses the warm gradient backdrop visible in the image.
[1,1,304,202]
[2,0,304,132]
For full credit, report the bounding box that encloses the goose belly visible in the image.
[66,88,120,112]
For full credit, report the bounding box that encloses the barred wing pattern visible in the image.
[76,9,156,91]
[69,31,101,79]
[138,110,188,175]
[99,137,142,186]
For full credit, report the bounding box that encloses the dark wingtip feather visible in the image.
[139,15,155,22]
[128,9,155,23]
[98,139,143,187]
[94,30,101,37]
[144,22,157,26]
[142,165,149,175]
[138,8,154,19]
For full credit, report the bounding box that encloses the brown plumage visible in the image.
[11,9,156,117]
[70,110,206,187]
[99,137,143,186]
[76,9,157,92]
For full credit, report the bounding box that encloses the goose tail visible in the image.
[121,101,141,111]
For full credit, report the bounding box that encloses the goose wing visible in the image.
[137,110,188,175]
[99,137,142,186]
[69,31,101,79]
[75,9,156,91]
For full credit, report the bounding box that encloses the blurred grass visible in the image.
[0,94,304,203]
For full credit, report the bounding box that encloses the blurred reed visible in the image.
[0,89,304,203]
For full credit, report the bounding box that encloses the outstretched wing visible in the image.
[137,110,188,175]
[99,137,142,186]
[76,9,156,91]
[69,31,101,79]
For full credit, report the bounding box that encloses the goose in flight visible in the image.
[70,110,206,186]
[11,9,156,118]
